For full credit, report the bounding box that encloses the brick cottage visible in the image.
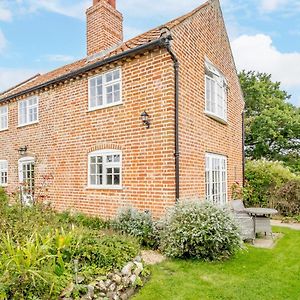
[0,0,244,217]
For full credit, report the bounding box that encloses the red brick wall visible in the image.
[171,0,244,201]
[86,0,123,56]
[0,1,244,218]
[0,49,176,218]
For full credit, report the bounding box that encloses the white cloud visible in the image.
[260,0,288,12]
[0,29,7,53]
[23,0,91,20]
[43,54,75,62]
[231,34,300,106]
[0,68,40,93]
[0,4,12,21]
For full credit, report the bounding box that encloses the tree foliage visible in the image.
[239,71,300,172]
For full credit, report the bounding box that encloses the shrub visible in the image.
[273,179,300,216]
[57,211,108,230]
[160,201,242,261]
[244,159,296,207]
[0,188,8,205]
[112,207,159,248]
[73,232,140,276]
[0,198,140,299]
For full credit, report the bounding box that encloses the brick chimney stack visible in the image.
[86,0,123,56]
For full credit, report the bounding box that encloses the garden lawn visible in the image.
[134,227,300,300]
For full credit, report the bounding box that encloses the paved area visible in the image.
[141,250,166,265]
[252,233,283,249]
[271,220,300,230]
[251,221,300,249]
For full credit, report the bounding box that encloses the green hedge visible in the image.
[244,160,297,207]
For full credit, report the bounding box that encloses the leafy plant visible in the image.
[112,207,159,248]
[244,159,296,207]
[160,201,242,261]
[273,179,300,216]
[0,191,140,299]
[0,232,71,299]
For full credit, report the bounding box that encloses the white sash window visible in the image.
[88,150,122,189]
[205,60,227,122]
[89,68,122,111]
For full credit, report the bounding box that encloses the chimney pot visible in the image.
[93,0,116,8]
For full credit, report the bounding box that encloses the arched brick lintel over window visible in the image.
[87,143,123,155]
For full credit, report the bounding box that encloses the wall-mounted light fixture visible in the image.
[18,146,28,156]
[141,111,150,129]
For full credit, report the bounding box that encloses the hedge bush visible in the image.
[273,179,300,216]
[112,207,159,248]
[160,201,242,261]
[244,160,297,207]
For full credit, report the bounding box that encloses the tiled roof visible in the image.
[0,1,209,101]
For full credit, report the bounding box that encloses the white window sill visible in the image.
[88,102,123,112]
[0,128,8,132]
[86,185,123,190]
[0,184,8,187]
[17,121,39,128]
[204,111,228,125]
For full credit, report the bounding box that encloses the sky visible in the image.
[0,0,299,107]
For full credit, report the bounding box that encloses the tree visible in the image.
[239,71,300,173]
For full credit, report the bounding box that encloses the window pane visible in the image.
[107,156,113,163]
[90,78,96,87]
[107,93,113,104]
[106,86,113,94]
[97,156,102,163]
[97,164,103,174]
[90,164,96,174]
[113,69,120,80]
[96,95,103,106]
[107,168,112,174]
[107,175,112,185]
[106,72,113,82]
[96,175,102,185]
[90,175,96,185]
[90,96,96,108]
[114,155,120,162]
[96,77,102,86]
[90,88,96,97]
[114,175,120,185]
[90,156,96,164]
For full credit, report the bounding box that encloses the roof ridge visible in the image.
[165,1,210,29]
[0,1,211,101]
[1,73,41,96]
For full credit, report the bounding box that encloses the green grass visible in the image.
[134,227,300,300]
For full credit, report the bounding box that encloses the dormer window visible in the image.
[205,59,227,123]
[88,68,122,111]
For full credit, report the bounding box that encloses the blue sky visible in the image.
[0,0,299,106]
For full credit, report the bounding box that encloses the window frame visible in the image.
[205,153,228,206]
[88,68,122,111]
[87,149,122,190]
[204,62,227,123]
[0,105,8,132]
[0,160,8,187]
[18,156,35,183]
[18,96,39,127]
